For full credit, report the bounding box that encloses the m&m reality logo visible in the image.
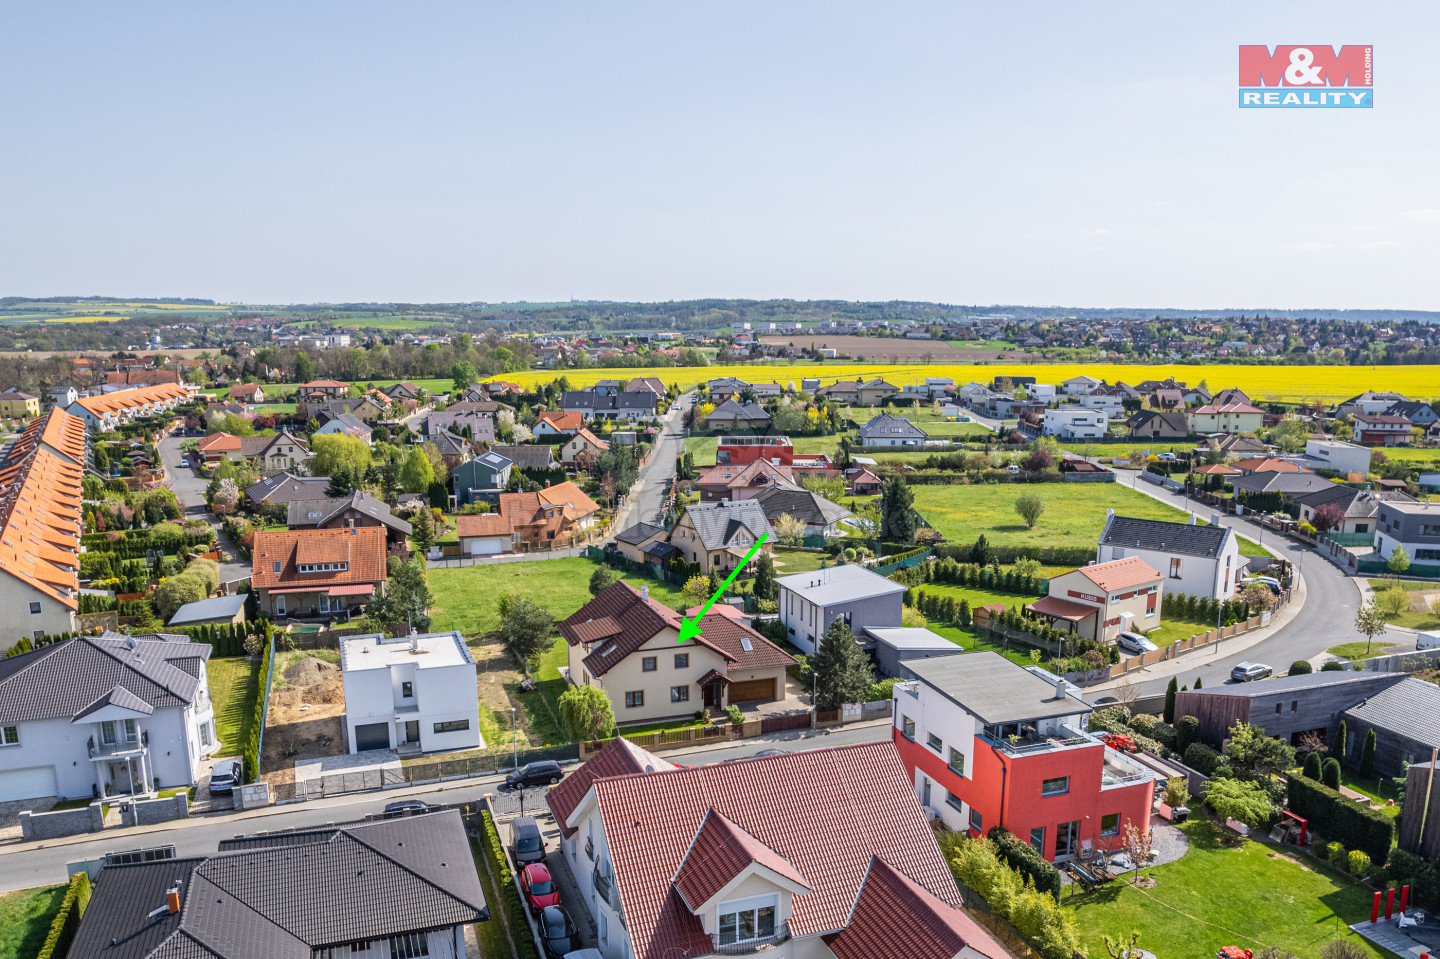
[1239,45,1373,108]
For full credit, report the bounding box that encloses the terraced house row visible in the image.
[0,407,91,642]
[63,382,195,430]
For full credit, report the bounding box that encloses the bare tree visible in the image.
[1121,819,1153,884]
[1113,679,1139,713]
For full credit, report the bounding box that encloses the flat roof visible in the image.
[167,594,247,625]
[862,627,960,651]
[905,652,1090,725]
[340,630,473,672]
[776,564,908,606]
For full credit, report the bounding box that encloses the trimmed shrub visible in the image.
[1321,660,1345,671]
[1184,742,1223,776]
[37,871,91,959]
[1286,772,1395,865]
[1302,751,1323,780]
[1128,714,1176,750]
[987,826,1063,901]
[1289,660,1313,675]
[1175,715,1199,754]
[1360,728,1377,778]
[241,632,274,782]
[480,809,541,959]
[1349,849,1372,878]
[940,832,1082,959]
[1327,841,1347,871]
[1322,757,1342,790]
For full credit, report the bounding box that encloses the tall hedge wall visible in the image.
[987,825,1063,900]
[1285,772,1394,865]
[37,871,92,959]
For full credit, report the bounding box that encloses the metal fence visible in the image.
[270,744,581,803]
[1357,559,1440,579]
[1325,531,1376,547]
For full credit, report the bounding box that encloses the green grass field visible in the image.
[208,657,261,754]
[1068,819,1387,959]
[912,483,1194,551]
[1366,578,1440,631]
[684,434,838,467]
[0,885,68,959]
[772,548,830,574]
[429,557,687,637]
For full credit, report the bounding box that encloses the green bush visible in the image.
[941,832,1082,959]
[1285,772,1395,865]
[1327,841,1347,871]
[1321,660,1345,671]
[1289,660,1313,675]
[1322,757,1342,790]
[37,871,91,959]
[1184,742,1223,776]
[241,633,273,782]
[1174,715,1199,754]
[481,809,541,959]
[1127,714,1176,749]
[987,826,1063,900]
[1302,751,1323,780]
[724,704,744,726]
[1349,849,1372,878]
[868,678,898,703]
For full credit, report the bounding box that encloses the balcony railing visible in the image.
[980,722,1093,756]
[88,730,148,759]
[711,921,791,955]
[591,866,626,927]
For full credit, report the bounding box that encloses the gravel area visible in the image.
[1147,816,1189,867]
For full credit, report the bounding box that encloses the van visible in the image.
[1417,631,1440,651]
[511,816,544,865]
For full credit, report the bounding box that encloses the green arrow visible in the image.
[677,533,769,644]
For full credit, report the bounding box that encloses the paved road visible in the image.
[157,435,249,585]
[1103,469,1365,698]
[619,391,690,529]
[0,720,889,892]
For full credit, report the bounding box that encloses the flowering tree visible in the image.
[1121,819,1152,884]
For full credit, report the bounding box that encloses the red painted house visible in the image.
[716,435,793,467]
[891,652,1156,862]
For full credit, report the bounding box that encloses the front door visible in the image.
[274,594,286,617]
[703,683,721,708]
[1055,820,1081,860]
[405,721,419,744]
[319,593,331,614]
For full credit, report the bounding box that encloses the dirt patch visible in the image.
[757,333,1028,363]
[261,655,346,777]
[472,640,541,746]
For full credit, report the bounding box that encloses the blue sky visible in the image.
[2,2,1436,308]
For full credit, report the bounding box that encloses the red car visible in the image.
[520,863,561,914]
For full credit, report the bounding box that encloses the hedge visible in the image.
[1285,772,1395,865]
[935,542,1097,568]
[37,871,91,959]
[987,826,1063,900]
[480,809,541,959]
[241,635,274,783]
[1184,742,1223,776]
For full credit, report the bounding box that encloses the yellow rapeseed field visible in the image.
[492,362,1438,403]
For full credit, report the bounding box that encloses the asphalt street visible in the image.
[157,434,250,586]
[1104,469,1366,698]
[0,720,889,892]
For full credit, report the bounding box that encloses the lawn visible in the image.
[429,557,687,638]
[684,434,838,467]
[912,483,1196,551]
[208,657,262,754]
[772,548,830,574]
[1365,579,1440,631]
[468,837,524,959]
[1326,641,1397,661]
[0,884,67,959]
[1068,819,1389,959]
[530,636,575,744]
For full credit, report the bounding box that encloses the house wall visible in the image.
[1188,411,1263,434]
[586,630,733,724]
[1099,541,1239,601]
[1046,570,1161,641]
[1335,711,1431,779]
[1176,674,1408,748]
[0,574,77,644]
[1376,504,1440,563]
[876,643,963,680]
[778,588,903,655]
[891,685,976,834]
[1304,441,1371,477]
[341,660,481,754]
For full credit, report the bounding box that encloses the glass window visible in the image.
[101,721,116,745]
[433,720,470,733]
[718,899,777,946]
[0,725,17,746]
[1101,813,1120,837]
[1041,776,1070,797]
[948,748,965,777]
[625,691,644,708]
[901,717,915,741]
[671,686,689,703]
[969,806,983,832]
[28,602,41,615]
[273,561,282,574]
[926,733,942,752]
[387,931,430,959]
[402,681,413,698]
[642,657,657,672]
[1030,826,1046,853]
[674,653,689,669]
[945,790,964,813]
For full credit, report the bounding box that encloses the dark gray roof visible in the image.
[684,500,774,551]
[286,491,413,535]
[615,522,668,546]
[706,399,770,423]
[1099,515,1232,558]
[906,652,1090,725]
[491,445,555,470]
[1341,678,1440,748]
[244,473,331,504]
[1126,409,1189,432]
[753,485,852,527]
[73,684,157,720]
[428,430,470,456]
[72,811,487,959]
[168,595,249,626]
[560,390,656,411]
[0,635,210,724]
[1293,484,1362,508]
[1180,670,1407,700]
[858,413,926,439]
[319,412,370,434]
[1230,472,1335,495]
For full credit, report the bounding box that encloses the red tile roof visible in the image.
[673,809,812,909]
[250,527,388,591]
[536,410,584,432]
[0,410,87,609]
[589,742,980,959]
[690,614,797,671]
[825,857,1006,959]
[1075,556,1161,591]
[455,513,513,538]
[1030,595,1098,621]
[546,737,676,838]
[1231,457,1307,474]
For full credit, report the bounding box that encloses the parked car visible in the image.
[520,863,561,915]
[1231,662,1273,682]
[511,816,544,865]
[1115,632,1159,656]
[506,761,564,790]
[382,799,430,817]
[1242,576,1282,595]
[1157,452,1176,461]
[539,905,579,958]
[179,457,190,468]
[208,759,241,795]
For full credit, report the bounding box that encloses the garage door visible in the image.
[0,765,58,803]
[354,723,390,752]
[729,679,776,704]
[469,537,501,555]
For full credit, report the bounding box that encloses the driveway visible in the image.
[157,435,249,586]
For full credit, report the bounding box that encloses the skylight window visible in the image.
[740,636,753,652]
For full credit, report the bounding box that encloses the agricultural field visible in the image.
[429,557,686,638]
[758,333,1030,362]
[490,362,1440,403]
[911,483,1197,551]
[0,299,228,325]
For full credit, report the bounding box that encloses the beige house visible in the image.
[1187,402,1265,435]
[560,582,794,724]
[610,521,673,564]
[670,500,774,575]
[857,378,900,405]
[1030,556,1164,643]
[560,427,609,467]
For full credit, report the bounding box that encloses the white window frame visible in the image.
[0,725,18,747]
[717,894,779,946]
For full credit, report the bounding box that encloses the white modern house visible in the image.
[1375,500,1440,565]
[1097,510,1244,601]
[1077,392,1125,415]
[1043,408,1109,439]
[777,564,907,655]
[1299,439,1372,477]
[339,630,482,754]
[0,633,218,803]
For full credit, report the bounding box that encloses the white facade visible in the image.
[1302,439,1371,477]
[339,631,482,754]
[1098,522,1243,601]
[891,680,976,832]
[1078,393,1125,415]
[1043,408,1109,439]
[1062,376,1101,396]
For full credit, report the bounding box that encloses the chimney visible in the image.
[1213,512,1221,528]
[1188,514,1196,525]
[410,628,421,653]
[641,585,649,600]
[166,885,181,914]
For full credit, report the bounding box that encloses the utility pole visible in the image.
[511,707,518,771]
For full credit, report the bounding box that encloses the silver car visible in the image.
[1115,632,1158,655]
[208,759,242,795]
[1231,662,1272,682]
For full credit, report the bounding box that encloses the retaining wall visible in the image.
[118,793,189,827]
[19,801,104,841]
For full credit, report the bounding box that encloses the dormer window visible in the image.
[718,895,777,946]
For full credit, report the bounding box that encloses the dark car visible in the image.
[208,759,241,795]
[1230,662,1273,682]
[520,863,561,915]
[539,905,579,958]
[383,799,430,817]
[506,761,563,790]
[511,816,544,865]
